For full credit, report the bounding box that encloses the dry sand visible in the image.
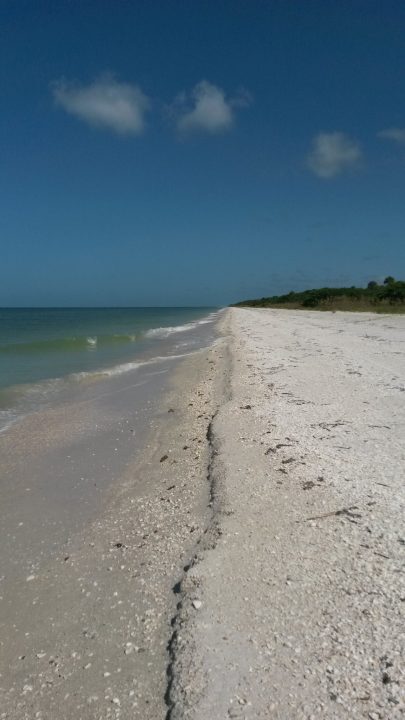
[169,307,405,720]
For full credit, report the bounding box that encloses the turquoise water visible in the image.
[0,307,218,426]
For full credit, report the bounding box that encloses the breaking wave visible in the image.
[0,334,139,355]
[145,312,219,339]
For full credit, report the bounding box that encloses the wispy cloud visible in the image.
[307,132,362,178]
[53,74,150,135]
[378,127,405,145]
[171,80,251,134]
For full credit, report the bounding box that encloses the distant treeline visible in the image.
[232,277,405,313]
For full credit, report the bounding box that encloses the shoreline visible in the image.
[0,316,231,719]
[0,307,221,436]
[2,306,404,719]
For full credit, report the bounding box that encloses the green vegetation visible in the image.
[232,277,405,313]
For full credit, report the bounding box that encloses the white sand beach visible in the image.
[169,308,405,719]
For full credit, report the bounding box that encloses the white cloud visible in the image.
[378,127,405,144]
[307,132,362,178]
[53,74,150,135]
[173,80,251,134]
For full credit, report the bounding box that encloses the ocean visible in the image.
[0,306,220,432]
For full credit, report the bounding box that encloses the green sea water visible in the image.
[0,307,218,428]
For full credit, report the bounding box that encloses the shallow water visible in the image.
[0,307,219,432]
[0,310,224,576]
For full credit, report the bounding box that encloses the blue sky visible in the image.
[1,0,405,306]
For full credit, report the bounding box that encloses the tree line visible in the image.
[232,277,405,311]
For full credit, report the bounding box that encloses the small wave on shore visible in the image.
[145,312,220,339]
[0,315,220,357]
[0,350,200,435]
[0,308,222,434]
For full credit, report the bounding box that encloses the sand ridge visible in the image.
[169,307,405,719]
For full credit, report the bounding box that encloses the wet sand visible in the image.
[0,324,230,719]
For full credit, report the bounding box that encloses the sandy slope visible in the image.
[0,339,229,720]
[169,308,405,719]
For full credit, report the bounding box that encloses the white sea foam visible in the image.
[72,351,192,382]
[0,411,19,434]
[145,312,218,339]
[145,324,195,338]
[95,361,142,377]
